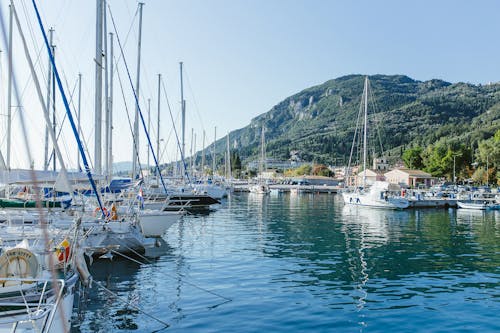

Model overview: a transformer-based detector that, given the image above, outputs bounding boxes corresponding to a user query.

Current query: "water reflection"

[75,193,500,332]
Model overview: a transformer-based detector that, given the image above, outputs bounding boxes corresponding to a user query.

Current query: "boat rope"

[111,246,232,304]
[161,79,192,185]
[110,249,147,266]
[31,0,106,218]
[94,280,170,329]
[108,4,169,193]
[109,239,155,265]
[114,56,145,180]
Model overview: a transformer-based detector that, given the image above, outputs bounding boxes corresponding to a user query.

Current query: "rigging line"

[31,0,106,217]
[108,4,169,192]
[0,3,63,329]
[161,79,192,184]
[94,281,170,329]
[367,80,385,156]
[114,56,144,180]
[110,1,139,74]
[183,66,206,134]
[346,86,364,182]
[46,77,78,169]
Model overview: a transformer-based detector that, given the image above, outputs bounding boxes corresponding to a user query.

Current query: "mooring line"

[110,249,232,304]
[94,280,170,329]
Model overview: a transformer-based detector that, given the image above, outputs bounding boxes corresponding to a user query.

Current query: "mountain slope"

[213,74,500,166]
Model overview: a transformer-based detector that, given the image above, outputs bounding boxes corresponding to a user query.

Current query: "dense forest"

[199,74,500,183]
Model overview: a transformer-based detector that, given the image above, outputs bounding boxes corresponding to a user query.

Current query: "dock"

[233,184,339,194]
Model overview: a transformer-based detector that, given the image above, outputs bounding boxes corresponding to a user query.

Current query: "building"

[348,169,385,187]
[384,168,435,188]
[372,156,389,171]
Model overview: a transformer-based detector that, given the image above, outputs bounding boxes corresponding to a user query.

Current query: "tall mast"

[362,76,368,188]
[132,2,144,179]
[52,38,56,171]
[6,5,12,169]
[201,130,205,177]
[94,0,103,174]
[147,98,151,170]
[156,73,161,186]
[194,132,197,176]
[103,0,109,179]
[180,62,185,179]
[212,126,216,176]
[260,126,265,175]
[226,133,231,179]
[108,32,114,179]
[43,28,54,171]
[190,127,193,176]
[77,73,82,171]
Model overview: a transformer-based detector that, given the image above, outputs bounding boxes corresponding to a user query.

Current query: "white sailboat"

[249,126,270,194]
[342,77,409,209]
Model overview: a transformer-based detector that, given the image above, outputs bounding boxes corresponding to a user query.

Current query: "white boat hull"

[139,210,180,237]
[342,192,409,209]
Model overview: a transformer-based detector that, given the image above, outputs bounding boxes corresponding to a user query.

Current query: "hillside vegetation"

[211,74,499,167]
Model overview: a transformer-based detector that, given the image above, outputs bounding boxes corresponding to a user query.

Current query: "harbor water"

[73,193,500,332]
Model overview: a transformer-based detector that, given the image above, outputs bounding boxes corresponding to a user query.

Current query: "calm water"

[72,193,500,332]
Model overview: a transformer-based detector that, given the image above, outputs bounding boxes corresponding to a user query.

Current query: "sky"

[0,0,499,171]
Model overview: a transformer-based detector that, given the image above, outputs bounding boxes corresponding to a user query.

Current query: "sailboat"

[342,77,409,209]
[249,126,270,194]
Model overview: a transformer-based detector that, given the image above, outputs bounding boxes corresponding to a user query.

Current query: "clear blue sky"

[1,0,499,169]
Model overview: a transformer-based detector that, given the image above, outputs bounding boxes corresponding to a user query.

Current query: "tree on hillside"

[475,129,500,184]
[422,142,470,181]
[312,164,333,177]
[402,146,424,169]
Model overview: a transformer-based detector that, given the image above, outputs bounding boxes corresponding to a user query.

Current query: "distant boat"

[457,200,500,210]
[249,125,270,195]
[249,184,271,195]
[342,77,409,210]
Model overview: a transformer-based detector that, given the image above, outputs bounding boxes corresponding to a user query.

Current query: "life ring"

[94,207,109,218]
[0,248,40,286]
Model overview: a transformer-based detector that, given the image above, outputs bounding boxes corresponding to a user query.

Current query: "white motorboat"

[457,200,500,210]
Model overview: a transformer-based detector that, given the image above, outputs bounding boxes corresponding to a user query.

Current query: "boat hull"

[139,210,180,237]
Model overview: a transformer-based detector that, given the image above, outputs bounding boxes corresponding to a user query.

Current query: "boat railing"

[0,277,65,332]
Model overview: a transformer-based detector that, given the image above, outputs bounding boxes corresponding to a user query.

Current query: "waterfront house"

[351,169,385,186]
[384,168,435,188]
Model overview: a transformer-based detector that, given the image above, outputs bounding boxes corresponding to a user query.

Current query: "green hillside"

[212,74,500,167]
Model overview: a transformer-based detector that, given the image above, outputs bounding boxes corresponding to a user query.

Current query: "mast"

[94,0,103,174]
[6,5,12,169]
[132,2,144,179]
[212,126,216,176]
[156,73,161,186]
[77,73,82,171]
[147,98,151,170]
[103,0,109,179]
[190,128,193,176]
[43,28,54,171]
[51,37,56,171]
[260,126,265,175]
[180,62,185,179]
[362,76,368,188]
[193,132,197,177]
[226,133,231,179]
[201,130,205,177]
[108,32,114,179]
